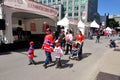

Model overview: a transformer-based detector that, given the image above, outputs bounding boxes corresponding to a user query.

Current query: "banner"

[4,0,58,20]
[82,11,86,20]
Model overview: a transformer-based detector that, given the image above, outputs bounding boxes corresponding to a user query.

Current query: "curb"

[87,49,114,80]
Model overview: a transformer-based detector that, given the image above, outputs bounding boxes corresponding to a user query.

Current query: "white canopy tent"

[57,15,69,27]
[57,15,69,34]
[90,20,99,28]
[105,27,112,32]
[77,20,85,34]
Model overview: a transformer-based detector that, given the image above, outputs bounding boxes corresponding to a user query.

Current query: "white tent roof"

[106,27,112,31]
[77,20,85,28]
[90,20,99,28]
[77,20,85,34]
[57,16,69,27]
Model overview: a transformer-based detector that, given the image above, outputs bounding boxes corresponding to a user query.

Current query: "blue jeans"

[71,50,78,57]
[45,51,52,65]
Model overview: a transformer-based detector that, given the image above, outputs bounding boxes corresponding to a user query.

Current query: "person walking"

[96,33,100,43]
[53,40,64,69]
[58,30,66,50]
[75,30,84,61]
[27,41,36,65]
[42,28,54,68]
[65,30,73,55]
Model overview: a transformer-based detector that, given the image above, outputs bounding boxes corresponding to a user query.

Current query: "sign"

[82,11,86,20]
[4,0,58,20]
[69,19,78,25]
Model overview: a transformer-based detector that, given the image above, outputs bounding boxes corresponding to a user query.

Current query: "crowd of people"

[27,27,85,69]
[27,26,119,69]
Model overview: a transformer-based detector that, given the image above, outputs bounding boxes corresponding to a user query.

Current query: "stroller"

[69,41,79,60]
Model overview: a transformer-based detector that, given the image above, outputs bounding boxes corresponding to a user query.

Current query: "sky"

[98,0,120,15]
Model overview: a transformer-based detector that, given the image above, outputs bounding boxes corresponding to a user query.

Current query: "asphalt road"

[0,36,117,80]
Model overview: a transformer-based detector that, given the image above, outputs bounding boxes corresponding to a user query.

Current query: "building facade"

[109,15,120,26]
[0,0,58,44]
[34,0,99,23]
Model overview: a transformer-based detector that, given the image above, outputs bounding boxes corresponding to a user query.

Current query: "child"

[27,41,36,65]
[53,40,64,68]
[69,41,78,59]
[109,39,116,48]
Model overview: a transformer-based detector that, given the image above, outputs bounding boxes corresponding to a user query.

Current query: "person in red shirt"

[75,30,84,61]
[42,28,54,68]
[27,41,36,65]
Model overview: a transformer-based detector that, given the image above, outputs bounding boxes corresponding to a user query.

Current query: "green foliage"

[107,18,120,28]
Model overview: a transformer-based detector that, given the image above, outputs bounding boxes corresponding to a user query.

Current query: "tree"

[107,18,120,28]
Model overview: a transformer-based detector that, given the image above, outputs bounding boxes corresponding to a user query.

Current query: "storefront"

[1,0,58,44]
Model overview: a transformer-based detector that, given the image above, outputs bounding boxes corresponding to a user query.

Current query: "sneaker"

[33,62,36,65]
[28,63,32,65]
[49,61,53,64]
[43,64,47,69]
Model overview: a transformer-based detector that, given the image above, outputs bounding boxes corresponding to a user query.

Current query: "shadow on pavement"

[62,63,73,68]
[35,61,45,65]
[13,48,28,53]
[82,53,92,59]
[0,52,12,55]
[61,59,73,68]
[47,61,56,68]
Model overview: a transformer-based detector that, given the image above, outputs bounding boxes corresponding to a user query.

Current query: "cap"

[29,41,34,45]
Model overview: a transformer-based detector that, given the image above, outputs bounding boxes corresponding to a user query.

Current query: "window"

[68,13,72,16]
[68,6,72,11]
[74,12,78,16]
[74,6,78,11]
[74,0,79,5]
[43,0,46,3]
[63,1,66,10]
[48,0,51,3]
[81,5,85,11]
[64,8,66,11]
[68,1,72,6]
[81,0,86,4]
[63,1,66,6]
[53,0,56,4]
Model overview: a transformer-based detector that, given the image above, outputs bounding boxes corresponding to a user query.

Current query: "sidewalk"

[91,44,120,80]
[0,36,120,80]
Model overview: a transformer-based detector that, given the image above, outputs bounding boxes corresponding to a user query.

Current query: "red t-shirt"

[76,34,84,42]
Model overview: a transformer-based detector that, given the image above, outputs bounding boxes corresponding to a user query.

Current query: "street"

[0,36,116,80]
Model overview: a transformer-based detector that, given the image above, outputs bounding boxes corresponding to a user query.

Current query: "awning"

[57,16,69,27]
[77,20,85,34]
[90,20,99,28]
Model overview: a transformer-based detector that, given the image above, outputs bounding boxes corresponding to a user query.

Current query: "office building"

[35,0,99,23]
